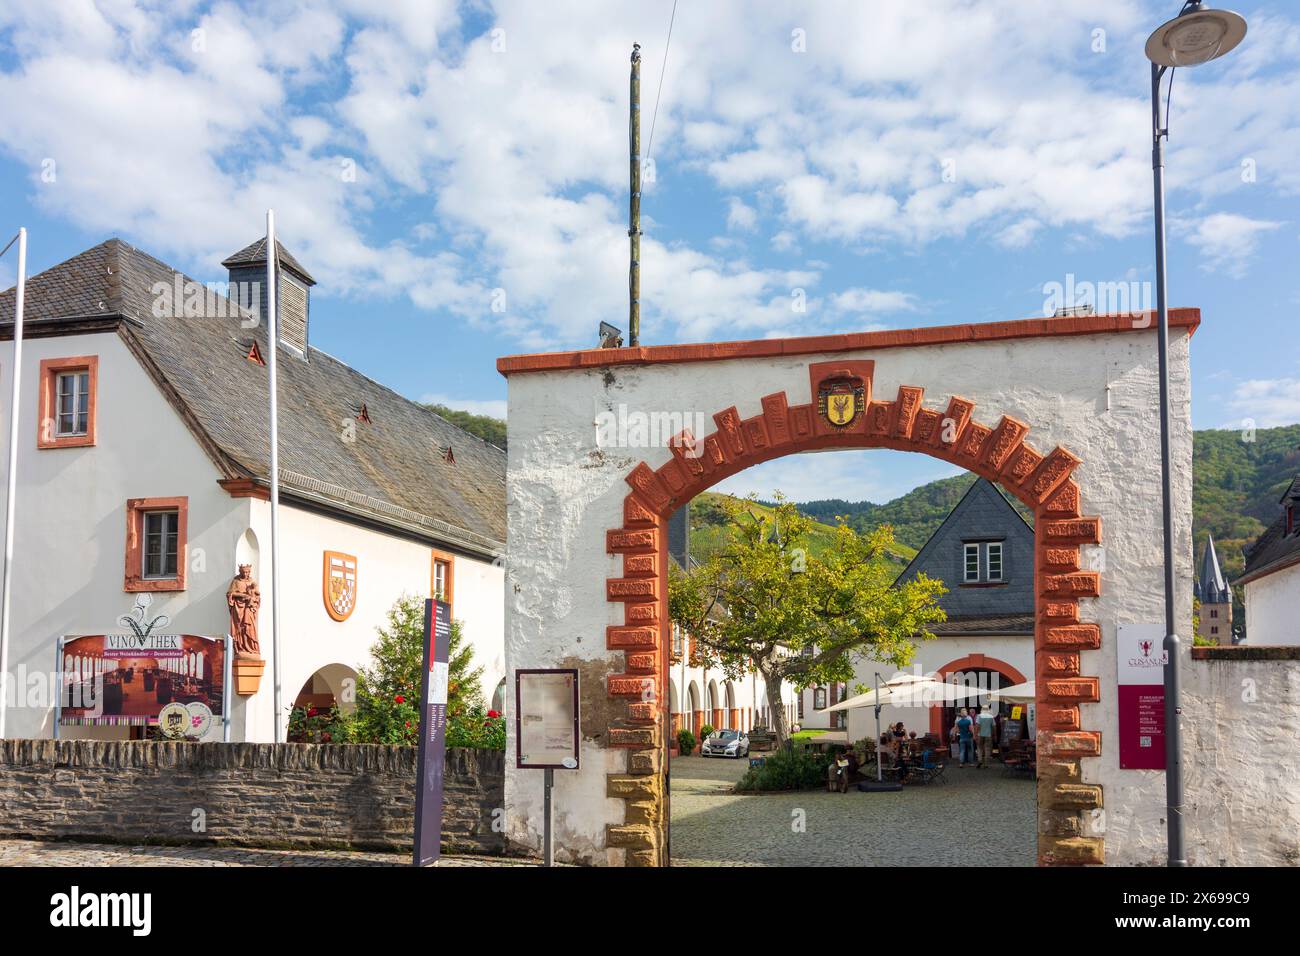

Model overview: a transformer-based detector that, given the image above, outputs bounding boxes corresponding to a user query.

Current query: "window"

[964,543,980,582]
[986,542,1003,582]
[124,497,188,591]
[814,687,827,710]
[38,356,99,449]
[142,510,179,578]
[430,549,455,612]
[672,625,684,660]
[1211,626,1219,635]
[1210,608,1218,619]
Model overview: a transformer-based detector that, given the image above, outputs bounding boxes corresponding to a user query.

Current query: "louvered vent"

[279,274,308,353]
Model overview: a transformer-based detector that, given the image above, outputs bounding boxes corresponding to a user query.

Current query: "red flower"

[321,732,332,742]
[394,695,405,704]
[405,721,412,729]
[307,707,319,717]
[487,710,501,719]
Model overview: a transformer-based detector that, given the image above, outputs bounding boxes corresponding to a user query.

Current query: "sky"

[1,0,1297,504]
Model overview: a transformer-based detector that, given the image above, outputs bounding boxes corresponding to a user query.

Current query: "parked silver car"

[700,728,749,758]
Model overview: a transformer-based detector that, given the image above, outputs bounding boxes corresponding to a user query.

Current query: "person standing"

[975,706,996,768]
[954,708,975,767]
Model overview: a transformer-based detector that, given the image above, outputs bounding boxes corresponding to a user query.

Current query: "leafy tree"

[426,403,507,450]
[352,594,485,745]
[668,494,947,744]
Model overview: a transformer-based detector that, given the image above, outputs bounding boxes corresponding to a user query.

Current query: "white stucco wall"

[0,331,505,743]
[241,500,505,741]
[503,326,1194,866]
[0,332,249,740]
[1183,655,1300,865]
[1244,565,1300,646]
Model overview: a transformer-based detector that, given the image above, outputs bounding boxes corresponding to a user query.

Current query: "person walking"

[975,706,996,768]
[953,708,975,767]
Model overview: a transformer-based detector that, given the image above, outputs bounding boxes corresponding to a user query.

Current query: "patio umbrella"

[990,680,1036,703]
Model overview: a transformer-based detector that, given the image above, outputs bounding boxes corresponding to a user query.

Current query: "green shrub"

[446,707,507,749]
[288,704,355,744]
[699,724,715,741]
[677,728,696,755]
[734,745,832,792]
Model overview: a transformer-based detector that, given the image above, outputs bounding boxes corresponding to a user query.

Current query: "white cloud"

[1185,213,1284,279]
[1,0,1297,350]
[1228,378,1300,428]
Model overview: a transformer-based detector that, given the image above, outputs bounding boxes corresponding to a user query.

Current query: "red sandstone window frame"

[124,496,188,592]
[431,549,455,613]
[37,355,99,449]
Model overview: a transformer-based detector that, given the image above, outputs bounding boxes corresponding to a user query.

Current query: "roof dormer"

[222,238,316,357]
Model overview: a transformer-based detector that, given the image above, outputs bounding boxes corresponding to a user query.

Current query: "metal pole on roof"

[266,211,284,743]
[0,227,26,739]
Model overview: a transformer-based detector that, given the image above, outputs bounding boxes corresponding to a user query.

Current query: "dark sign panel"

[413,599,451,867]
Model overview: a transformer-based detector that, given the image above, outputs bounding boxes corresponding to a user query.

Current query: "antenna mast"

[628,42,641,347]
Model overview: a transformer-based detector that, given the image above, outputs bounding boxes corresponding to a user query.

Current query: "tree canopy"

[668,494,947,741]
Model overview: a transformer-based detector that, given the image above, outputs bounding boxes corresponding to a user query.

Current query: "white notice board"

[515,669,580,770]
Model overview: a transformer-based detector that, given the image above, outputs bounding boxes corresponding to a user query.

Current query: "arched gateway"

[498,309,1198,866]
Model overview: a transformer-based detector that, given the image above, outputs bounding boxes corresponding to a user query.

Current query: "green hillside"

[795,474,1031,552]
[687,492,917,570]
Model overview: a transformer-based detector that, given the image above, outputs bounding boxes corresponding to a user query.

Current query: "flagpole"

[0,227,27,739]
[265,211,283,743]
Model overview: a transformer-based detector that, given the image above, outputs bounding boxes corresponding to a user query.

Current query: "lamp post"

[1143,1,1246,867]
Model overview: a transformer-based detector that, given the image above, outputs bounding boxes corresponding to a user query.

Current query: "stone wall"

[1184,646,1300,866]
[0,740,506,856]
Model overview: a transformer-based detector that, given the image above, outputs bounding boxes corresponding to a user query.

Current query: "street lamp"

[1144,1,1246,868]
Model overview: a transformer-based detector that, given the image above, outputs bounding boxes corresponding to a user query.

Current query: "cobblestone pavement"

[668,754,1036,866]
[0,840,541,867]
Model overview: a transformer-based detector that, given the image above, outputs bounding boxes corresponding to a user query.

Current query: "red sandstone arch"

[604,362,1104,867]
[926,654,1031,737]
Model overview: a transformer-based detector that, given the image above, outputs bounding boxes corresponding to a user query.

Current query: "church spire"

[1195,534,1230,604]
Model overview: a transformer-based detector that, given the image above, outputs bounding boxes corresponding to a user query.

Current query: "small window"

[142,510,180,579]
[1210,608,1218,619]
[1211,626,1218,635]
[56,371,91,436]
[814,687,827,710]
[431,550,455,612]
[124,496,187,592]
[38,355,99,449]
[964,543,980,582]
[672,625,684,658]
[986,542,1003,582]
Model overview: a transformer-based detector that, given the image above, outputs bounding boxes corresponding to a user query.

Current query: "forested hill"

[793,425,1300,581]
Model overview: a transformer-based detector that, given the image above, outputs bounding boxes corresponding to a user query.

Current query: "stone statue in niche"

[227,564,261,658]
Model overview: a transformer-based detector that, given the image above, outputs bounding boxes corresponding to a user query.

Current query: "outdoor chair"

[912,749,947,785]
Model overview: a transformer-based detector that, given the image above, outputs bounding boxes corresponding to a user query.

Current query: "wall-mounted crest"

[323,551,358,622]
[817,377,866,428]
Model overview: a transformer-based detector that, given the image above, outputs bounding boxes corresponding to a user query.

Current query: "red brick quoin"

[605,361,1104,867]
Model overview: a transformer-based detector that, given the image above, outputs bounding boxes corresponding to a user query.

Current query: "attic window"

[356,403,371,425]
[443,445,455,465]
[245,340,265,366]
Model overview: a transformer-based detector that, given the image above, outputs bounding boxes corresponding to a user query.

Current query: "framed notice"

[515,669,580,770]
[1117,622,1167,770]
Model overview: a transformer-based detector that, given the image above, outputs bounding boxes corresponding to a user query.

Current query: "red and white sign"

[1117,623,1166,770]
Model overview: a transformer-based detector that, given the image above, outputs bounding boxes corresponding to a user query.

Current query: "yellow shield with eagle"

[323,551,358,622]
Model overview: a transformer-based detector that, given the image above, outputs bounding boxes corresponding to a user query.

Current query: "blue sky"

[1,1,1297,503]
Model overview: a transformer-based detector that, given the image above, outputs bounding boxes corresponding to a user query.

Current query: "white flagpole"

[0,227,27,739]
[265,211,283,743]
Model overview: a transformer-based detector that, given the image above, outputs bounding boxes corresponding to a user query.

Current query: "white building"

[0,238,506,742]
[663,507,797,748]
[828,479,1037,747]
[1239,476,1300,646]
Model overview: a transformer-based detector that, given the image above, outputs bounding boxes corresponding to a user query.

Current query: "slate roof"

[0,238,505,556]
[1194,534,1230,604]
[927,614,1034,636]
[1238,494,1300,587]
[221,238,316,285]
